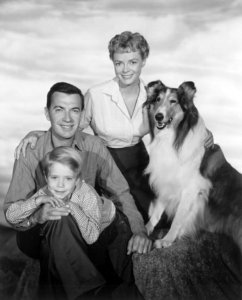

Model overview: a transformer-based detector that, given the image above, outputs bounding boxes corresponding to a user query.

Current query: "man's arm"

[94,139,145,233]
[90,138,152,253]
[4,154,37,225]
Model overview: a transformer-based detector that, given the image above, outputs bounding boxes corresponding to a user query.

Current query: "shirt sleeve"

[69,183,102,244]
[5,189,45,226]
[92,139,146,235]
[4,152,39,230]
[79,90,93,130]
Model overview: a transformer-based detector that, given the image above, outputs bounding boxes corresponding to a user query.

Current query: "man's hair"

[46,82,84,110]
[108,31,150,61]
[42,146,83,177]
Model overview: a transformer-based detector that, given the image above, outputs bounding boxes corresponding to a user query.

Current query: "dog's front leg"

[154,191,203,248]
[146,200,165,235]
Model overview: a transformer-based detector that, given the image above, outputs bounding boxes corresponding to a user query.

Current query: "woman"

[80,31,153,221]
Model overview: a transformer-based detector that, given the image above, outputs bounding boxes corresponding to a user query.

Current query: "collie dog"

[144,80,242,251]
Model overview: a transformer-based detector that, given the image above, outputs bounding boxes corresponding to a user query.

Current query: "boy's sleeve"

[69,183,102,244]
[5,189,45,226]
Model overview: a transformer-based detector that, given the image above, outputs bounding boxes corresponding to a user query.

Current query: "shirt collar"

[101,77,120,102]
[44,128,84,154]
[101,77,147,107]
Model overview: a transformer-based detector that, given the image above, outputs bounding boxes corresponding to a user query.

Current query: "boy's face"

[46,162,79,200]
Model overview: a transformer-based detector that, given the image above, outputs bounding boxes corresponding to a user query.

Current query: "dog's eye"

[170,100,177,104]
[156,97,161,102]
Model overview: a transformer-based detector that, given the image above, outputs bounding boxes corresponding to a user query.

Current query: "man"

[4,82,151,299]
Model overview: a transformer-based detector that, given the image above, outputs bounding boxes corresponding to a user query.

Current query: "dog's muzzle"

[155,113,173,130]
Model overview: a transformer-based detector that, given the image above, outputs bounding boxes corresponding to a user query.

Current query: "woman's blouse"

[80,77,149,148]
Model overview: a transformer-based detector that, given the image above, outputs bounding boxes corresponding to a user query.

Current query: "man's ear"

[45,107,50,121]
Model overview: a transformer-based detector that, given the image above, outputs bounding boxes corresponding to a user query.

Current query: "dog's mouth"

[156,117,173,130]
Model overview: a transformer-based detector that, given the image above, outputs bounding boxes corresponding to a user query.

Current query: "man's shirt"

[4,129,145,234]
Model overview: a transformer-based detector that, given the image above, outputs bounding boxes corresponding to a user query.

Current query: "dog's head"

[144,80,199,148]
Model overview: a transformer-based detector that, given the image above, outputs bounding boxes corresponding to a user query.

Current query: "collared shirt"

[6,180,116,244]
[80,78,150,148]
[4,129,145,234]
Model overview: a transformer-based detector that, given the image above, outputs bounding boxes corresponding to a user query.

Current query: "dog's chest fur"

[146,117,211,218]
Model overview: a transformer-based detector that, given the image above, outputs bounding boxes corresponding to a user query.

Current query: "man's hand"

[14,131,44,159]
[34,203,71,224]
[127,232,152,255]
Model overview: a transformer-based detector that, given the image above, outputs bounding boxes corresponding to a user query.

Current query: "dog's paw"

[145,221,154,235]
[153,238,173,249]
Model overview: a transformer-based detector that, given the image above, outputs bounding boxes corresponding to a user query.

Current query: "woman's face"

[112,50,146,88]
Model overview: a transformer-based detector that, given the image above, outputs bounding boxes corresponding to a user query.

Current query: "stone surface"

[133,231,242,300]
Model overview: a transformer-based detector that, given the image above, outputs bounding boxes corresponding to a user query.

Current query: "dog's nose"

[155,113,164,121]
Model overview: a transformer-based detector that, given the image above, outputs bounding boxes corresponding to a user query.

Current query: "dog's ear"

[145,80,165,103]
[178,81,197,109]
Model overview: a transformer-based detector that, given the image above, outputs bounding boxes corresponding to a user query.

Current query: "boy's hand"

[34,203,71,224]
[35,195,65,208]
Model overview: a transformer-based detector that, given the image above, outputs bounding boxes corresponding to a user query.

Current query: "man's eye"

[66,177,73,181]
[115,62,121,66]
[73,109,80,113]
[50,176,57,180]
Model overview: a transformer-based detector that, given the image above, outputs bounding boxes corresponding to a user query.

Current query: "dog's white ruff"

[146,117,212,247]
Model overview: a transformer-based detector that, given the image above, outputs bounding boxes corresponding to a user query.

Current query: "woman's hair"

[42,146,83,177]
[108,31,150,61]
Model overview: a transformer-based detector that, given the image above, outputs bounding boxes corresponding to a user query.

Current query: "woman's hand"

[204,129,214,148]
[127,232,152,255]
[14,131,44,159]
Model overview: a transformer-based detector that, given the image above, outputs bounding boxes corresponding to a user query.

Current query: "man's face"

[45,92,82,143]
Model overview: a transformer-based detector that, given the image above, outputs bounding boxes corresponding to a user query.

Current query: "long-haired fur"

[144,80,242,252]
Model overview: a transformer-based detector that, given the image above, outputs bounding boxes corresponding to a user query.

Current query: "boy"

[6,146,116,245]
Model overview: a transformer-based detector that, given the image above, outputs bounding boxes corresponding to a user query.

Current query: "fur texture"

[144,80,242,251]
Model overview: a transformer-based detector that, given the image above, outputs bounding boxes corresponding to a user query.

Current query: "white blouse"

[80,78,150,148]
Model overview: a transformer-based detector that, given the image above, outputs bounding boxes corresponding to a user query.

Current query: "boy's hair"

[108,31,150,61]
[46,82,84,110]
[42,146,83,177]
